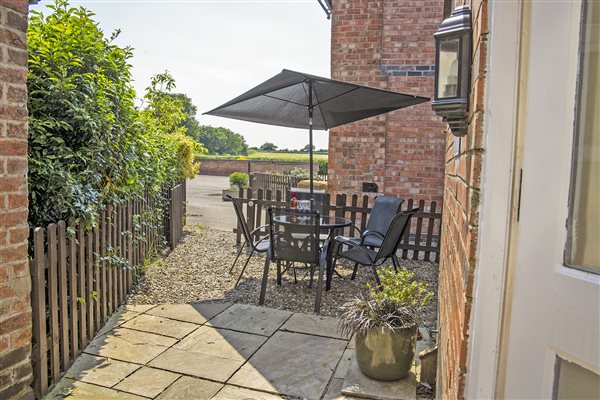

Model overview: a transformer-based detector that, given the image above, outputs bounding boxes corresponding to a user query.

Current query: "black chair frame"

[227,195,270,288]
[331,208,418,287]
[259,207,329,314]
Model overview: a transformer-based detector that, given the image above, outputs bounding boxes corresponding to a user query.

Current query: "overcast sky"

[30,0,332,150]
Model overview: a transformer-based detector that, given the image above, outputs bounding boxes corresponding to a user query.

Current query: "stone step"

[340,354,417,400]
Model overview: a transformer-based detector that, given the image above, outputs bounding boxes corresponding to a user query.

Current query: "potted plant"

[223,172,249,200]
[339,267,432,381]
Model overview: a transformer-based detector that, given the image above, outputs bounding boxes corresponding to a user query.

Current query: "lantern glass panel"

[437,38,460,99]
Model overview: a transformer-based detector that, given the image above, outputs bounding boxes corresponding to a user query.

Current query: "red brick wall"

[197,159,318,176]
[0,1,33,399]
[328,0,446,207]
[437,1,488,398]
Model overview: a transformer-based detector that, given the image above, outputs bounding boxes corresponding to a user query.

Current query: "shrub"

[27,0,140,227]
[27,1,204,229]
[229,172,249,189]
[339,267,432,335]
[318,160,328,175]
[287,168,311,180]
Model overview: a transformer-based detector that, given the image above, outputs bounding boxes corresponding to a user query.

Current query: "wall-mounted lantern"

[432,5,472,136]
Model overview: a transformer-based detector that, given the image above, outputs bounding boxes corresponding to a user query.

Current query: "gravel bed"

[128,227,439,333]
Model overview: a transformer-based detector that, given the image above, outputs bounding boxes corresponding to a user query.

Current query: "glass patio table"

[272,214,352,289]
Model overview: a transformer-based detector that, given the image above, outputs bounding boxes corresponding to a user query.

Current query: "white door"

[501,1,600,398]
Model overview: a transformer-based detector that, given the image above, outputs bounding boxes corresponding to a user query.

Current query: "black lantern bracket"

[432,5,472,137]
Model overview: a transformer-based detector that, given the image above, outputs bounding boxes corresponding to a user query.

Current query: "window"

[553,357,600,399]
[566,0,599,273]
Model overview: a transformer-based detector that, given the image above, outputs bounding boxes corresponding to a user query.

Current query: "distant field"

[198,151,328,162]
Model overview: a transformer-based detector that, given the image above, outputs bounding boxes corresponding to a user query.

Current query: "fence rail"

[234,188,441,262]
[251,172,328,198]
[30,182,186,398]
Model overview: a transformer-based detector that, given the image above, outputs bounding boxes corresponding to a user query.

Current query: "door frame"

[464,1,523,397]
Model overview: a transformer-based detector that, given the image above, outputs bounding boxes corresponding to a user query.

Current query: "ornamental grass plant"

[339,267,432,337]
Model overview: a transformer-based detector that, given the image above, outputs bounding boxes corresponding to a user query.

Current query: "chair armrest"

[360,229,385,245]
[249,224,269,236]
[333,236,375,263]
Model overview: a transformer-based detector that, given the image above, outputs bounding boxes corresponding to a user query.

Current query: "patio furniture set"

[228,194,418,314]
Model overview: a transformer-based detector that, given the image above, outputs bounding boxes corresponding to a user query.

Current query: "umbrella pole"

[308,81,314,203]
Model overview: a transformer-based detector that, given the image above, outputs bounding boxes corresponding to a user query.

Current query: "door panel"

[502,1,600,398]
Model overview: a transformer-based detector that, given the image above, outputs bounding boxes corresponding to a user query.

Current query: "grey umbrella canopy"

[204,69,429,196]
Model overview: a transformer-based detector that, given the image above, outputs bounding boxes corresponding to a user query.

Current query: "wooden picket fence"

[168,180,186,249]
[30,182,186,398]
[251,172,328,198]
[234,188,442,262]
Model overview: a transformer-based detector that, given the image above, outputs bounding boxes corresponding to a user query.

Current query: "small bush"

[229,172,249,189]
[287,168,311,180]
[318,160,328,175]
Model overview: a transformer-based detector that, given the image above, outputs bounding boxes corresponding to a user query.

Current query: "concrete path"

[45,303,423,400]
[186,175,237,231]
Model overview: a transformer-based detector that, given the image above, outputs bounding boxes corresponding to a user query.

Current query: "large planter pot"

[355,325,417,381]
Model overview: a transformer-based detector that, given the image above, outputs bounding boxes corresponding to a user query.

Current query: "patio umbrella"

[204,69,429,197]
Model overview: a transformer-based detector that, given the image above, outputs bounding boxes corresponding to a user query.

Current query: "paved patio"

[45,303,426,400]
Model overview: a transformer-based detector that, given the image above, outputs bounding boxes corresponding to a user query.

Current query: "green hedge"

[27,0,201,228]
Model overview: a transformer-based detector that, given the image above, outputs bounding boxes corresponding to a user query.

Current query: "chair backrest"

[366,196,404,234]
[227,195,254,246]
[374,208,418,263]
[267,207,321,264]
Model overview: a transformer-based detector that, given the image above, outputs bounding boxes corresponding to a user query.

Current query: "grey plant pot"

[355,325,417,381]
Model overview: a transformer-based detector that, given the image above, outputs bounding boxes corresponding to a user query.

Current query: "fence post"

[31,228,48,398]
[57,221,69,371]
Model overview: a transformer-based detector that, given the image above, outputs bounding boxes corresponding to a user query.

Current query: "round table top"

[273,214,352,229]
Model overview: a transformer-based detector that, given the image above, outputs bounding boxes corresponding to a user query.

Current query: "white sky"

[30,0,332,150]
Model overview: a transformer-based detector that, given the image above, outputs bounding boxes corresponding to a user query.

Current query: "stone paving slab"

[229,331,348,400]
[97,308,141,337]
[114,367,180,398]
[341,355,416,400]
[156,376,223,400]
[150,347,242,382]
[281,313,349,340]
[85,327,176,364]
[175,325,267,362]
[323,378,351,400]
[213,385,284,399]
[121,313,199,339]
[44,378,146,399]
[334,349,355,379]
[64,353,140,388]
[147,302,232,325]
[123,304,157,313]
[208,304,292,336]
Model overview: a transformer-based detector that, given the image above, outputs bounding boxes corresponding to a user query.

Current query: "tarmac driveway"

[186,175,236,231]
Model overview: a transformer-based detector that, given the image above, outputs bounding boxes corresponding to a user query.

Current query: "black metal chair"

[227,195,270,288]
[336,196,404,279]
[259,207,329,314]
[331,208,418,286]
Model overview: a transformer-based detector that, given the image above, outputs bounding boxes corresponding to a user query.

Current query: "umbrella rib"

[315,86,361,107]
[263,94,307,107]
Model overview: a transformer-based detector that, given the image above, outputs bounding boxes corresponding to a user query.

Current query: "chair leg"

[392,254,399,271]
[259,250,272,306]
[315,247,328,314]
[276,261,282,285]
[230,241,246,274]
[351,263,359,280]
[234,248,254,288]
[371,263,381,286]
[309,265,315,288]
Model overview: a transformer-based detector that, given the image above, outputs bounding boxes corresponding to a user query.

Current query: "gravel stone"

[128,227,439,333]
